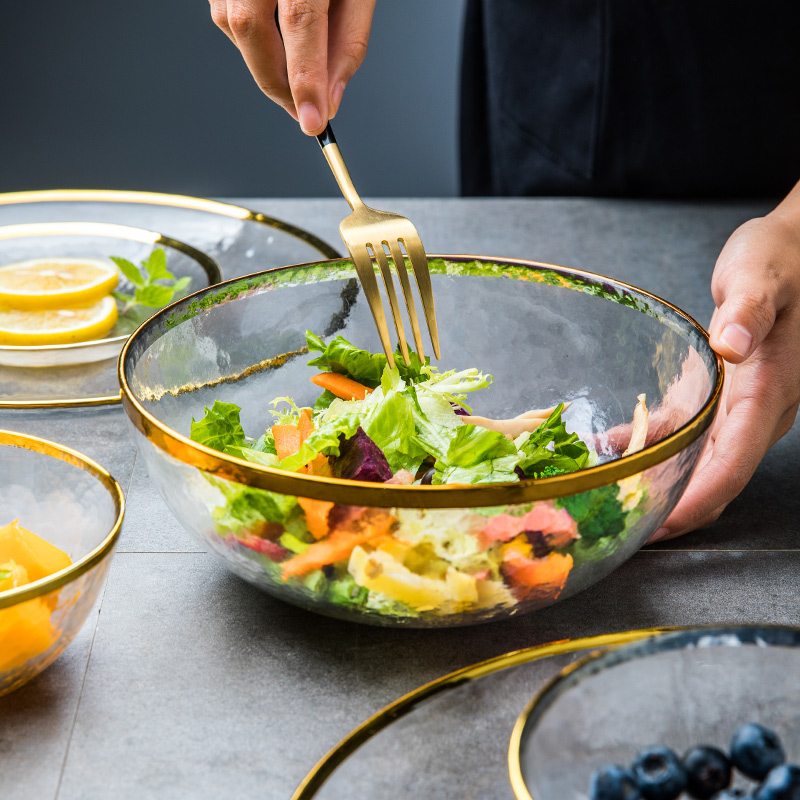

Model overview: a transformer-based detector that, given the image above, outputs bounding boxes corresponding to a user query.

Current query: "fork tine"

[348,243,395,369]
[401,236,441,360]
[372,242,410,366]
[388,240,425,363]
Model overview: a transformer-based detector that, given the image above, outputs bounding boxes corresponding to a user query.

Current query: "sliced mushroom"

[460,403,568,440]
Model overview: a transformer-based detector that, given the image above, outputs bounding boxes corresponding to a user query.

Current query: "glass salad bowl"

[0,430,124,696]
[510,625,800,800]
[119,256,723,628]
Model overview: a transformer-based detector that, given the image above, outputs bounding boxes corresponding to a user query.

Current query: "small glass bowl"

[0,430,124,696]
[120,255,723,628]
[510,625,800,800]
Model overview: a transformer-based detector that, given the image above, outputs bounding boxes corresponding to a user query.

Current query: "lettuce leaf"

[190,401,246,451]
[516,404,590,478]
[211,480,299,536]
[432,424,519,484]
[306,331,426,387]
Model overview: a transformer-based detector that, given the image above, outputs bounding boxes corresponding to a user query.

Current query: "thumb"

[708,238,780,365]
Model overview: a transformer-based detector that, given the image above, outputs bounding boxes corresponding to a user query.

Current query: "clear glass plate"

[0,191,340,408]
[290,630,668,800]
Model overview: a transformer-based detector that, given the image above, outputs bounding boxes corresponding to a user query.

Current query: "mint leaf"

[0,568,11,582]
[110,256,145,288]
[110,248,193,329]
[134,283,177,308]
[142,248,173,281]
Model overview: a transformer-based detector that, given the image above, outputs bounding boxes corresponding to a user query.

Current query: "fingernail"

[649,527,670,544]
[298,102,322,134]
[331,81,346,116]
[719,323,753,357]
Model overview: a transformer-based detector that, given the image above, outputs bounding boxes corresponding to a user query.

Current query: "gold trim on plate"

[0,429,125,608]
[290,627,674,800]
[118,255,724,509]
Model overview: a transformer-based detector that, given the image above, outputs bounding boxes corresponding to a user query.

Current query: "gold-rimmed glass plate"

[0,190,340,408]
[290,629,669,799]
[0,190,340,276]
[0,222,220,407]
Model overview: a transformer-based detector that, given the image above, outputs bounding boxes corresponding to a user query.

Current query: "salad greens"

[191,330,589,485]
[188,330,644,621]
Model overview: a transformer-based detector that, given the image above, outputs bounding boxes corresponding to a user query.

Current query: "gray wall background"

[0,0,466,198]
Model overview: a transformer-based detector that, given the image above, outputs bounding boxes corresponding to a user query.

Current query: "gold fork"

[317,123,441,368]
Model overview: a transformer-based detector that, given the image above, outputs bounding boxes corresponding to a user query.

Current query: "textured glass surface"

[0,440,120,696]
[0,196,338,276]
[124,257,719,627]
[518,627,800,800]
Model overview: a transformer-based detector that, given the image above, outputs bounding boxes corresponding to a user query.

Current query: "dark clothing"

[460,0,800,198]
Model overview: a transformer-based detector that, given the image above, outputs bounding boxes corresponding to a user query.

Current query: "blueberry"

[754,764,800,800]
[683,745,732,799]
[590,765,642,800]
[730,724,786,781]
[713,791,752,799]
[631,747,688,800]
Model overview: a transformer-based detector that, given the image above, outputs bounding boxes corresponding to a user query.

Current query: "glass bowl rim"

[118,254,725,509]
[508,624,800,800]
[0,220,222,355]
[0,428,125,609]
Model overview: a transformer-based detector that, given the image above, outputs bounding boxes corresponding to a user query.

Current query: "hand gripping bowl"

[0,431,124,695]
[119,256,722,628]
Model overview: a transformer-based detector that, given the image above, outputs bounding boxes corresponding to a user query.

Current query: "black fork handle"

[316,123,336,149]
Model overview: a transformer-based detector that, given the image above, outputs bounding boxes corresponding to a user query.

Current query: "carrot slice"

[298,496,335,540]
[281,510,395,580]
[272,424,303,462]
[298,408,315,442]
[310,372,372,401]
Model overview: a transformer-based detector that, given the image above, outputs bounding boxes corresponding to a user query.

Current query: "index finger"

[226,0,296,116]
[278,0,331,134]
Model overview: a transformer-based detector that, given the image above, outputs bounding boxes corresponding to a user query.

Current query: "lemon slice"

[0,296,118,345]
[0,258,119,310]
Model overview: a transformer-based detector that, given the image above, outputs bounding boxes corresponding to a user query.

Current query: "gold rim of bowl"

[0,429,125,608]
[119,255,725,509]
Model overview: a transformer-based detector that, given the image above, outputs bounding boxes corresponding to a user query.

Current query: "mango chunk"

[0,560,30,592]
[0,597,58,671]
[0,520,71,583]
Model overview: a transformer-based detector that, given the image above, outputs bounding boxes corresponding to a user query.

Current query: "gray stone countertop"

[1,198,798,799]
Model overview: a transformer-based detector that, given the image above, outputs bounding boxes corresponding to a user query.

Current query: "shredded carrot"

[298,408,315,442]
[298,496,335,540]
[310,372,372,401]
[272,424,303,462]
[281,510,395,580]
